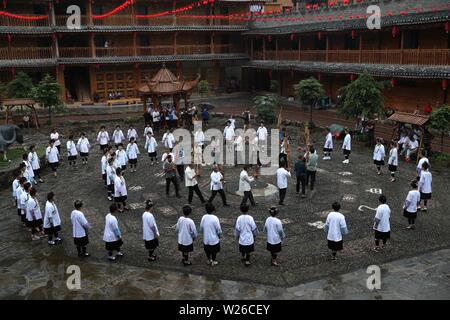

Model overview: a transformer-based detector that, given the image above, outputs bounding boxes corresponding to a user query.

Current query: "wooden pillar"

[275,37,278,60]
[325,35,329,62]
[209,3,213,25]
[89,33,96,57]
[400,30,404,64]
[56,67,66,102]
[86,0,93,26]
[210,33,214,54]
[133,32,137,56]
[298,37,301,60]
[250,37,254,58]
[359,32,363,63]
[174,32,177,55]
[173,1,176,25]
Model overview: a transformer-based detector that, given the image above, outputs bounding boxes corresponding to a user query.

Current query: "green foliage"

[293,77,325,107]
[0,81,7,109]
[429,105,450,152]
[431,152,450,168]
[338,71,384,120]
[198,80,209,101]
[269,80,280,93]
[7,72,33,98]
[31,73,62,125]
[253,94,277,124]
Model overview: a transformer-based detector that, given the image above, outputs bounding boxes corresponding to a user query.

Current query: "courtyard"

[0,112,449,299]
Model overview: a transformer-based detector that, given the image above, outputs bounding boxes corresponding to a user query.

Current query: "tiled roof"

[245,0,450,35]
[245,60,450,79]
[387,112,430,126]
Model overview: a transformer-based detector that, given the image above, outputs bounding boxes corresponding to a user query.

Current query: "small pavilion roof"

[387,112,430,126]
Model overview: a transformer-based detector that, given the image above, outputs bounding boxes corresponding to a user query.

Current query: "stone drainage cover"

[233,180,279,197]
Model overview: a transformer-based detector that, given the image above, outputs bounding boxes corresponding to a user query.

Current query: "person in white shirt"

[264,206,285,267]
[71,200,91,257]
[144,124,153,138]
[103,204,124,261]
[66,135,78,167]
[228,115,236,130]
[342,128,352,164]
[46,139,60,177]
[193,144,203,176]
[235,204,258,266]
[416,155,430,179]
[239,165,256,207]
[126,137,140,173]
[175,145,186,180]
[26,188,44,241]
[373,138,385,175]
[388,141,398,182]
[106,156,117,201]
[113,168,129,212]
[324,202,348,261]
[101,147,109,187]
[403,180,421,230]
[401,135,418,162]
[50,128,61,154]
[142,200,160,262]
[15,177,26,224]
[257,122,268,153]
[208,165,229,207]
[127,125,138,142]
[323,128,333,160]
[418,161,432,211]
[200,203,223,266]
[77,132,91,165]
[22,153,35,185]
[234,134,244,166]
[194,127,205,150]
[185,164,206,204]
[20,182,31,226]
[112,125,125,148]
[210,136,221,165]
[11,171,22,207]
[28,145,44,183]
[223,121,235,162]
[152,109,161,133]
[162,128,175,152]
[97,126,110,151]
[43,192,62,246]
[145,132,158,165]
[115,143,128,172]
[176,205,198,266]
[276,162,291,206]
[373,195,391,252]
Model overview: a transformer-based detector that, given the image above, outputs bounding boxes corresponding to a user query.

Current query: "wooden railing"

[253,49,450,66]
[0,47,53,60]
[59,47,92,58]
[176,45,211,55]
[138,46,174,56]
[95,47,135,57]
[0,16,50,27]
[55,15,89,26]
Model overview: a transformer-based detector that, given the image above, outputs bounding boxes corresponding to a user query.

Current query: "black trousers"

[296,174,306,195]
[279,188,287,204]
[188,185,205,204]
[241,191,256,206]
[306,170,316,191]
[209,189,227,205]
[176,164,185,179]
[166,177,180,196]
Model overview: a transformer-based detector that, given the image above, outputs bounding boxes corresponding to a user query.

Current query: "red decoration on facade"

[93,0,134,20]
[391,78,397,87]
[351,30,356,40]
[445,22,450,34]
[350,74,356,82]
[392,26,399,38]
[0,10,48,20]
[442,79,449,91]
[11,68,16,77]
[7,33,11,43]
[318,31,322,40]
[290,33,295,41]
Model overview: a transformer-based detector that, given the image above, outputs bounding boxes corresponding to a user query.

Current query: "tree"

[270,80,279,93]
[7,72,33,98]
[0,81,7,109]
[31,74,62,125]
[253,94,277,125]
[198,80,209,102]
[293,77,324,126]
[430,105,450,152]
[339,71,384,120]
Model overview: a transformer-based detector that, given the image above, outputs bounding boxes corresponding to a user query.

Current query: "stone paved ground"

[1,115,450,295]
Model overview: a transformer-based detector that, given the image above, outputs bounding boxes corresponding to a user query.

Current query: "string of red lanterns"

[92,0,134,20]
[136,0,215,19]
[0,10,48,20]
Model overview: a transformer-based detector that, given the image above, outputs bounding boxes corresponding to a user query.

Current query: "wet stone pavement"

[1,117,450,299]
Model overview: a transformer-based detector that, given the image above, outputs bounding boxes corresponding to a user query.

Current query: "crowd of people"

[9,109,433,267]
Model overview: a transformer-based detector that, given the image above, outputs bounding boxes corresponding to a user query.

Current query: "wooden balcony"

[0,47,53,60]
[0,16,51,27]
[59,47,92,58]
[253,49,450,66]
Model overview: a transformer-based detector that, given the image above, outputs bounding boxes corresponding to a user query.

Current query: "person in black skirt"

[103,204,124,261]
[373,195,391,252]
[263,206,285,267]
[235,204,258,266]
[176,205,197,266]
[324,202,348,261]
[403,180,421,230]
[142,199,160,262]
[199,202,223,266]
[70,200,91,257]
[26,188,44,241]
[373,138,386,175]
[44,192,62,246]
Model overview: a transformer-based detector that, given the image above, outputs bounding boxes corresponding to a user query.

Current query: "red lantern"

[95,64,101,70]
[290,33,295,41]
[391,78,397,87]
[317,31,322,40]
[134,63,140,69]
[350,74,356,82]
[392,26,399,38]
[268,70,272,79]
[59,64,65,71]
[11,67,16,77]
[351,30,356,40]
[268,35,272,42]
[445,22,450,34]
[7,33,11,43]
[442,79,449,91]
[317,73,322,81]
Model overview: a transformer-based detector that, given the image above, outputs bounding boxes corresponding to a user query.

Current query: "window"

[403,31,419,49]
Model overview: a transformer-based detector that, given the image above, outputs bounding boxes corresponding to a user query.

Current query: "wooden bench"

[106,98,140,107]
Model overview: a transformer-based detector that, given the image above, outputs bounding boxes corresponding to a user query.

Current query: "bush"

[254,94,277,125]
[432,153,450,168]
